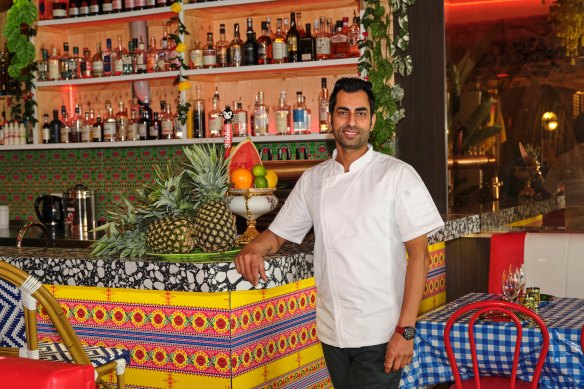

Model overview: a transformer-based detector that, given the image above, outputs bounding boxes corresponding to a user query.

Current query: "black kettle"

[34,194,64,228]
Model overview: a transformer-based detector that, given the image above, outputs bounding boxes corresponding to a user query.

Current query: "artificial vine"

[3,0,38,127]
[170,1,192,126]
[360,0,415,155]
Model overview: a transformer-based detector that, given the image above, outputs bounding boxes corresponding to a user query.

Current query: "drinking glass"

[502,266,521,303]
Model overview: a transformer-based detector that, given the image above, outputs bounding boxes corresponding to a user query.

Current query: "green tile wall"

[0,141,332,223]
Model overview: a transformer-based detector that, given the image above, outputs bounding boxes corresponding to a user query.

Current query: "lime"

[252,164,266,177]
[254,176,269,188]
[265,169,278,188]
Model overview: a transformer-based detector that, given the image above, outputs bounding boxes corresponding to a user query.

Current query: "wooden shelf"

[35,71,178,89]
[0,134,333,151]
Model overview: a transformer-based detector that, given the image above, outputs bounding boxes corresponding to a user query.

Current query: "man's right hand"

[234,243,267,286]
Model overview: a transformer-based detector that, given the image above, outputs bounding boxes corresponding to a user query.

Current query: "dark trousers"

[321,342,402,389]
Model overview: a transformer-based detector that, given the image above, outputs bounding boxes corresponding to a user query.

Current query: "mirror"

[445,0,580,206]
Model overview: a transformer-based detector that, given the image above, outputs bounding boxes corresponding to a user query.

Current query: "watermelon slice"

[228,138,263,176]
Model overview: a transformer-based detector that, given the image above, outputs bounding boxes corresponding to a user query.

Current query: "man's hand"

[234,243,267,286]
[384,332,414,372]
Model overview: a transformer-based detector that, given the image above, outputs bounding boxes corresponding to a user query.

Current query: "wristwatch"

[395,325,416,340]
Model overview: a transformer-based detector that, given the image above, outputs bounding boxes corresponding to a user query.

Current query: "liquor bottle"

[292,91,307,134]
[127,0,138,11]
[69,104,82,143]
[299,23,315,62]
[282,17,290,60]
[254,91,269,136]
[145,0,155,9]
[59,42,72,80]
[79,0,89,16]
[303,95,311,132]
[92,43,104,77]
[192,84,205,138]
[233,98,248,136]
[208,93,222,137]
[160,101,174,139]
[103,101,117,142]
[112,0,123,12]
[272,19,287,64]
[102,0,113,13]
[81,112,92,142]
[48,47,60,81]
[127,109,139,141]
[92,114,104,142]
[115,100,129,141]
[189,40,204,69]
[257,21,272,65]
[297,13,306,38]
[70,47,81,79]
[348,14,361,58]
[146,37,158,73]
[37,49,49,81]
[49,109,62,143]
[52,0,67,19]
[113,36,125,76]
[229,23,243,67]
[287,12,300,63]
[149,111,161,139]
[331,20,349,59]
[243,17,258,66]
[60,112,70,143]
[216,24,230,67]
[319,78,330,133]
[315,17,331,60]
[266,16,275,39]
[274,90,291,135]
[69,0,80,17]
[202,32,217,69]
[156,0,166,8]
[122,40,133,75]
[89,0,100,15]
[135,37,147,73]
[139,97,153,140]
[81,47,92,78]
[103,38,113,76]
[41,114,51,144]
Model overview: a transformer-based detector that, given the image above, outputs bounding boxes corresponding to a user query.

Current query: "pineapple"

[146,216,196,254]
[183,144,237,252]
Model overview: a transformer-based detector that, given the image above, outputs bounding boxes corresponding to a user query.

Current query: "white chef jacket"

[269,146,444,348]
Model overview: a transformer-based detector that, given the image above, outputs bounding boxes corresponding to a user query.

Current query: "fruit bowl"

[226,188,278,245]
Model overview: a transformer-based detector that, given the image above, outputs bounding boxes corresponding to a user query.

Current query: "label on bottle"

[138,123,147,138]
[203,49,217,67]
[209,115,222,137]
[273,42,285,61]
[60,126,69,143]
[52,8,67,18]
[319,104,329,122]
[127,122,138,140]
[316,38,331,55]
[124,0,135,9]
[104,122,116,141]
[254,109,268,135]
[92,125,102,141]
[275,110,289,134]
[92,60,103,76]
[145,0,155,6]
[102,2,113,12]
[114,58,123,74]
[69,6,79,16]
[190,49,203,68]
[80,4,89,14]
[161,120,173,138]
[48,60,60,80]
[293,109,306,132]
[287,37,298,52]
[233,111,247,136]
[112,0,122,10]
[42,126,50,142]
[89,4,99,13]
[122,54,133,74]
[81,125,91,142]
[103,54,112,74]
[217,48,229,66]
[230,47,242,66]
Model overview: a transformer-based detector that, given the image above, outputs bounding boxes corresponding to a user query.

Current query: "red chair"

[0,356,94,389]
[488,232,527,294]
[444,300,549,389]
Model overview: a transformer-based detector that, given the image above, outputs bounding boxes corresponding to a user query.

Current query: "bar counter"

[0,196,563,388]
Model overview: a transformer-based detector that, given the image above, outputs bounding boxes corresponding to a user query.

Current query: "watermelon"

[228,138,263,176]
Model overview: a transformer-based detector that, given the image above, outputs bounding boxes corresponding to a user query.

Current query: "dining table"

[399,292,584,388]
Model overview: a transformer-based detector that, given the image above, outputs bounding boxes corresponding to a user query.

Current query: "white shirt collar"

[331,144,374,173]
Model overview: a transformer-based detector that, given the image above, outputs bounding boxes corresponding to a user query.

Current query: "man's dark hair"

[329,77,375,119]
[575,113,584,143]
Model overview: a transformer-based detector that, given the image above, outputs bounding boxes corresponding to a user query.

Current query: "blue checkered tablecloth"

[399,293,584,388]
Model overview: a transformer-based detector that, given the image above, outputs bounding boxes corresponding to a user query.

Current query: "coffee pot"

[64,184,96,238]
[34,194,65,228]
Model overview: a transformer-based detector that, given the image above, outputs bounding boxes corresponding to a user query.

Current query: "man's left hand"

[384,333,414,373]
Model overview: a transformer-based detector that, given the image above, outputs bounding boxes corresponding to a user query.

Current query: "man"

[544,113,584,230]
[234,77,444,388]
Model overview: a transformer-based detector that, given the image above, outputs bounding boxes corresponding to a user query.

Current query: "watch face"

[403,326,416,340]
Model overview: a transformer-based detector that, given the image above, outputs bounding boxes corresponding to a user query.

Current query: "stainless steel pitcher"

[64,184,96,239]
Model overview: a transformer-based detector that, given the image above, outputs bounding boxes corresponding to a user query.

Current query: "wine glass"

[502,265,521,303]
[226,188,278,246]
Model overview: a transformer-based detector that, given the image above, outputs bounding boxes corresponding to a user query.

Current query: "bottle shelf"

[37,7,175,31]
[0,133,333,151]
[183,0,357,18]
[35,71,178,89]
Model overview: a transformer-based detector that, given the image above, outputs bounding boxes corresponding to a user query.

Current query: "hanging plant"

[3,0,38,126]
[360,0,415,155]
[169,1,192,126]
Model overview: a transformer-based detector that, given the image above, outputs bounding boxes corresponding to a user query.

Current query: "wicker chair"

[0,260,129,389]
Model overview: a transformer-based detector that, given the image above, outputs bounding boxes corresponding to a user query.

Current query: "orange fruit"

[265,169,278,188]
[231,168,253,189]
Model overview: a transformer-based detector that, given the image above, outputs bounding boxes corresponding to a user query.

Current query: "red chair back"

[488,232,527,294]
[444,300,549,389]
